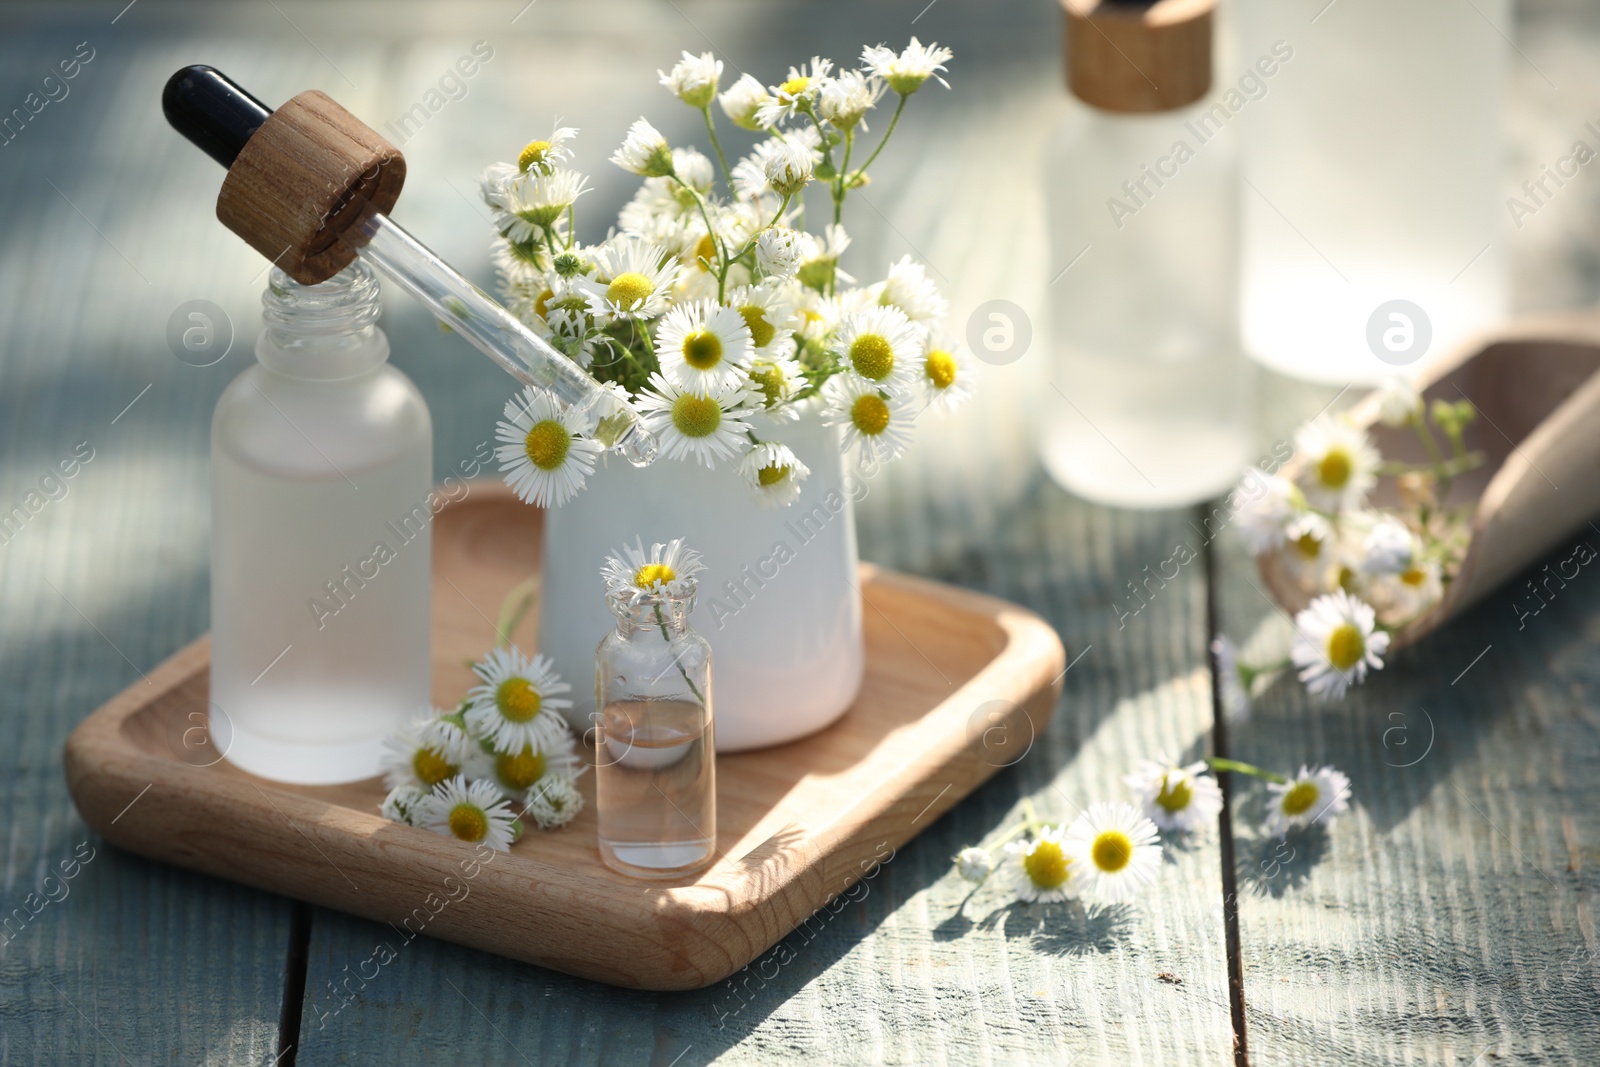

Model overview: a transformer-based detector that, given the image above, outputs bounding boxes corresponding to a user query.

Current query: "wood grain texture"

[1216,384,1600,1066]
[64,486,1066,992]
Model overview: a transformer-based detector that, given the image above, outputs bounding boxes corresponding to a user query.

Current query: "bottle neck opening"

[257,260,388,380]
[608,587,696,638]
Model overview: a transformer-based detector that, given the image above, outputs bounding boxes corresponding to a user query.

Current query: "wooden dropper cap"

[163,66,406,285]
[1061,0,1214,114]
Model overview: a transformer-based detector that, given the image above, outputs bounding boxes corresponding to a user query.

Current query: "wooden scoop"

[1260,313,1600,649]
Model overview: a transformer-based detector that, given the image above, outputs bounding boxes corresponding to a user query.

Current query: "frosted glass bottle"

[1236,0,1508,384]
[210,261,433,784]
[1042,0,1252,508]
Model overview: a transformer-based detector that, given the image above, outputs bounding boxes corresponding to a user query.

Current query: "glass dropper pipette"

[162,65,657,467]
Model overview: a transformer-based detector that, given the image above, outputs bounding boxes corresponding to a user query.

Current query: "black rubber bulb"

[162,65,274,169]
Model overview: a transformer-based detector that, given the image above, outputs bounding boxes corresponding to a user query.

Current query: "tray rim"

[63,515,1064,990]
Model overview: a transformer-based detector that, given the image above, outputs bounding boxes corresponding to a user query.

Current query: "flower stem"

[845,93,907,188]
[700,105,732,191]
[653,601,706,704]
[1205,757,1288,785]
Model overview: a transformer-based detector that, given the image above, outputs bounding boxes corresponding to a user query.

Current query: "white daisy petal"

[955,846,995,884]
[654,299,755,394]
[464,646,574,755]
[1290,589,1390,701]
[610,117,674,177]
[860,37,954,95]
[524,773,585,829]
[739,441,810,508]
[1123,758,1224,833]
[380,709,474,791]
[1265,764,1352,837]
[659,50,722,108]
[1063,802,1163,903]
[413,775,521,851]
[1005,826,1080,903]
[493,387,602,509]
[829,304,922,392]
[634,372,754,468]
[600,536,706,604]
[822,374,917,465]
[1294,415,1381,513]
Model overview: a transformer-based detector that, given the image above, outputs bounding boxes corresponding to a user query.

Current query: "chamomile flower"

[763,139,814,197]
[659,50,722,108]
[874,254,948,324]
[1233,471,1300,556]
[487,168,590,244]
[733,128,822,201]
[1376,376,1423,427]
[861,38,954,95]
[745,353,805,413]
[955,846,995,884]
[1005,827,1079,903]
[824,374,918,465]
[654,300,755,394]
[635,372,754,468]
[1362,517,1417,576]
[601,536,706,603]
[610,117,675,177]
[796,223,854,291]
[739,441,810,507]
[494,387,602,508]
[816,69,882,130]
[524,774,585,829]
[1123,759,1223,833]
[1369,558,1443,626]
[831,304,923,392]
[464,646,574,755]
[917,334,975,414]
[1281,512,1336,588]
[380,710,473,791]
[515,126,578,175]
[1264,765,1351,837]
[379,783,428,826]
[1063,802,1163,903]
[1211,635,1253,724]
[585,236,680,321]
[757,57,833,127]
[720,73,773,131]
[728,284,796,356]
[414,775,520,852]
[466,728,583,804]
[1295,415,1380,513]
[756,226,804,279]
[1290,589,1390,701]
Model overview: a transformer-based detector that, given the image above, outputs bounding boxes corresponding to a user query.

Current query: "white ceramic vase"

[538,405,865,752]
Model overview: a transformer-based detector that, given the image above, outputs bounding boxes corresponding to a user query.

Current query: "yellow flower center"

[1280,779,1320,817]
[1317,448,1352,490]
[851,393,891,436]
[749,363,784,405]
[1022,839,1070,889]
[533,287,554,319]
[1091,830,1134,873]
[693,233,717,271]
[849,333,895,381]
[671,392,722,438]
[1155,774,1193,814]
[779,75,810,97]
[740,306,776,348]
[757,464,790,487]
[495,677,542,723]
[634,562,676,587]
[607,271,655,308]
[448,804,489,843]
[496,746,547,791]
[411,746,456,787]
[681,329,724,370]
[518,139,551,172]
[523,419,571,471]
[1293,532,1322,560]
[1400,567,1426,587]
[925,349,957,390]
[1325,622,1365,671]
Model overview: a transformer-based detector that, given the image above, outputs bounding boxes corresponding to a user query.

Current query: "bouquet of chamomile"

[477,40,975,511]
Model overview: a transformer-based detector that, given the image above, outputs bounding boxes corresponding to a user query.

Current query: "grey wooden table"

[2,1,1598,1064]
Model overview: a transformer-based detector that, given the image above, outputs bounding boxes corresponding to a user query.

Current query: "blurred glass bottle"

[1236,0,1508,383]
[1042,0,1253,508]
[211,261,433,784]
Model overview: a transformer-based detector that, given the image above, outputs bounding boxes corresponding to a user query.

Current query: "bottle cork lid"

[1062,0,1214,114]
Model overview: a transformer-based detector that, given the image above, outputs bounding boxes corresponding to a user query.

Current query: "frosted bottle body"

[211,263,433,784]
[1237,0,1508,383]
[1042,100,1252,508]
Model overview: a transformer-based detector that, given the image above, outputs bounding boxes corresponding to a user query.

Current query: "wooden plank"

[1213,376,1600,1065]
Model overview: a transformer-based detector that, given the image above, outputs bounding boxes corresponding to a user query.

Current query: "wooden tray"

[63,485,1065,991]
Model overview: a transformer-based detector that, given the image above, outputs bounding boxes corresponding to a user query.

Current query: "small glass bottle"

[1041,0,1253,508]
[594,580,716,879]
[210,261,433,784]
